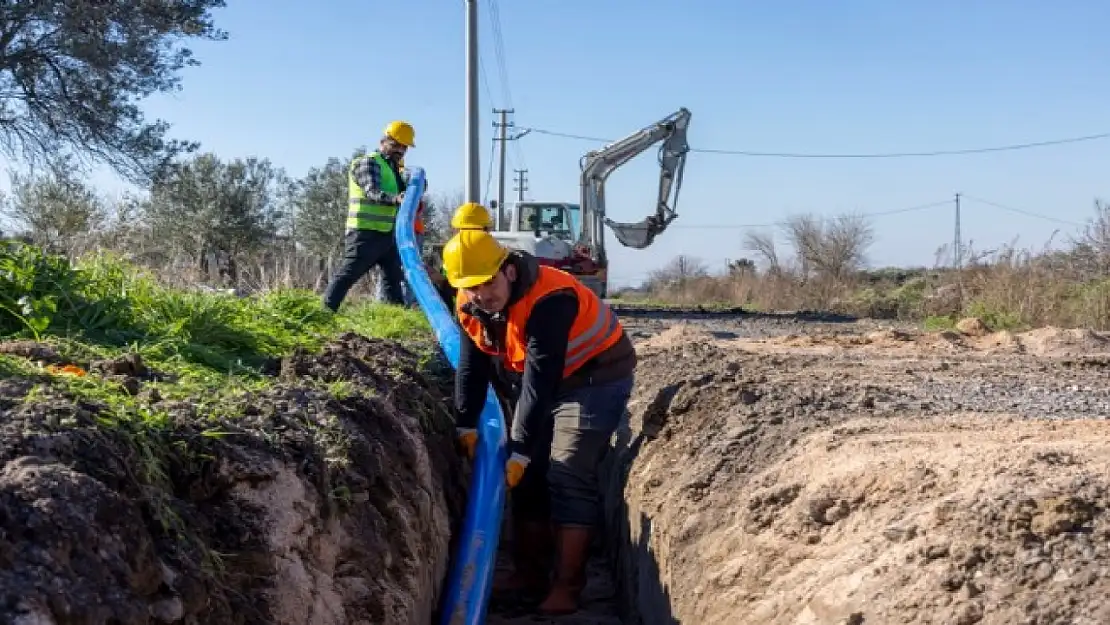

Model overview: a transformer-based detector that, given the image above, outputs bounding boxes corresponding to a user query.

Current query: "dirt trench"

[7,315,1110,625]
[0,333,467,625]
[597,318,1110,625]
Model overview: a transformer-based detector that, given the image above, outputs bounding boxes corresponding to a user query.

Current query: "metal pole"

[514,168,528,202]
[953,193,961,269]
[494,108,513,230]
[464,0,481,202]
[954,192,964,312]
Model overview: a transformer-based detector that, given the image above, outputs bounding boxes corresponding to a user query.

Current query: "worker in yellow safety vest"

[322,120,416,311]
[373,156,430,307]
[443,229,637,616]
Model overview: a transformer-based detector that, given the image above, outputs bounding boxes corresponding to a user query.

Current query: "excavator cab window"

[517,203,581,242]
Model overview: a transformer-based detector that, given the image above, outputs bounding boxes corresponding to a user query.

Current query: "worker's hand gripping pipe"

[394,168,508,625]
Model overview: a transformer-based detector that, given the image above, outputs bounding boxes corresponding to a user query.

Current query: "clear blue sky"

[74,1,1110,285]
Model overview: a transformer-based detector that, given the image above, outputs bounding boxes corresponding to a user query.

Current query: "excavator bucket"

[605,216,671,249]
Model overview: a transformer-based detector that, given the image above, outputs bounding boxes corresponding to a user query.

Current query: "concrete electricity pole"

[493,108,514,230]
[953,192,962,269]
[492,110,532,230]
[513,168,528,202]
[954,192,964,311]
[464,0,480,203]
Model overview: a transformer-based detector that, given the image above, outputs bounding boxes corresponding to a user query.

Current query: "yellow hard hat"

[442,230,510,289]
[451,202,494,230]
[383,120,415,147]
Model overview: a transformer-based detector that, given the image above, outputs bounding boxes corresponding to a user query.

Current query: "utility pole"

[493,108,514,230]
[492,110,532,230]
[954,192,964,310]
[513,168,528,202]
[953,193,962,269]
[464,0,480,202]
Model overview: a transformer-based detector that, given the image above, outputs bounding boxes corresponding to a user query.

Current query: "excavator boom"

[492,108,692,299]
[580,108,692,251]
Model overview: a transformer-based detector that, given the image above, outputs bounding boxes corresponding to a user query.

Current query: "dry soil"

[0,334,466,625]
[5,311,1110,625]
[599,315,1110,625]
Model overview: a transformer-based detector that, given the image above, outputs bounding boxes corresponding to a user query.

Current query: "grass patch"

[1,241,431,405]
[923,315,957,332]
[0,243,461,619]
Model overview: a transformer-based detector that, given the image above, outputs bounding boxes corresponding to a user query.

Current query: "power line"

[485,0,528,171]
[482,138,496,204]
[485,0,513,108]
[474,15,495,204]
[660,195,1083,231]
[670,199,952,229]
[961,195,1083,227]
[477,55,494,104]
[596,195,1086,283]
[521,127,1110,159]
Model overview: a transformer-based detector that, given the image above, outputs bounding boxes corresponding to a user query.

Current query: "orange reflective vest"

[398,161,425,235]
[457,266,623,377]
[415,202,426,235]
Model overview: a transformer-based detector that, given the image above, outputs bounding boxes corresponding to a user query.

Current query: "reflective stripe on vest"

[346,152,399,232]
[564,297,620,370]
[457,265,624,378]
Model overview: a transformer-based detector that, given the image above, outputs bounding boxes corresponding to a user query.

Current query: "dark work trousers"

[322,229,406,311]
[374,233,424,306]
[510,376,634,528]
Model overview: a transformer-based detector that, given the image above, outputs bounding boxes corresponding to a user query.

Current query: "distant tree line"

[0,151,455,289]
[0,1,452,291]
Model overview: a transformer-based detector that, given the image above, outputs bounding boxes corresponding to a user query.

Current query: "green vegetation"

[922,315,957,332]
[0,241,430,409]
[634,203,1110,332]
[0,241,452,610]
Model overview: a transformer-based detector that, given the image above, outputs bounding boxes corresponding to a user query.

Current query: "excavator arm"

[579,107,692,252]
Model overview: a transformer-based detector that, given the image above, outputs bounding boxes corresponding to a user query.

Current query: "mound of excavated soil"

[0,333,465,625]
[733,323,1110,361]
[634,322,722,351]
[604,331,1110,625]
[688,417,1110,625]
[1017,326,1110,357]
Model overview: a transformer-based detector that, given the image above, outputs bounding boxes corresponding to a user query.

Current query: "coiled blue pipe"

[393,167,507,625]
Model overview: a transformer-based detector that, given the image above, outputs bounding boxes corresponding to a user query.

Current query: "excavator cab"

[486,108,692,300]
[516,202,581,242]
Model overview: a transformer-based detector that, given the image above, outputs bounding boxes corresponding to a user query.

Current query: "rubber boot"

[538,525,592,615]
[493,520,552,596]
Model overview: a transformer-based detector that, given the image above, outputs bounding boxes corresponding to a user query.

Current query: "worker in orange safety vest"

[442,229,636,615]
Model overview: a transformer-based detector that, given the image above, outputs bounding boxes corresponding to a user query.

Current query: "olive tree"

[0,0,228,182]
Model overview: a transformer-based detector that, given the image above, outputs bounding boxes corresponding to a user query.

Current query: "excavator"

[489,108,692,298]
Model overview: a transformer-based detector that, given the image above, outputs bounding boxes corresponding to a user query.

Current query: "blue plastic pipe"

[393,168,507,625]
